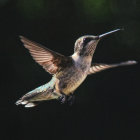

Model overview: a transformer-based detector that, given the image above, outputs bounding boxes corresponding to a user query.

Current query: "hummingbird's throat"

[72,52,92,64]
[72,53,80,61]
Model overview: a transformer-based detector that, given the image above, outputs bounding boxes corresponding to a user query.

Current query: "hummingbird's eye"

[83,37,93,47]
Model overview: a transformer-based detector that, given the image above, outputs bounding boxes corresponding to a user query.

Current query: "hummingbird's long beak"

[99,29,123,39]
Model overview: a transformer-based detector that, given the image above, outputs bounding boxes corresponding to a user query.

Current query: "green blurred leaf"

[0,0,9,6]
[75,0,111,22]
[17,0,47,19]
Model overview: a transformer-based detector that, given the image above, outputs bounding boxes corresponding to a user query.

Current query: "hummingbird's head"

[74,35,99,57]
[73,29,122,58]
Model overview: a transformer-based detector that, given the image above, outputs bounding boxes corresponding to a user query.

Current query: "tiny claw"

[68,95,75,106]
[58,94,67,104]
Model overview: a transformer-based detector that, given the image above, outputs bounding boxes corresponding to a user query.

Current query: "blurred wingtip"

[127,60,137,65]
[119,60,137,67]
[19,35,23,39]
[19,35,26,41]
[123,60,138,65]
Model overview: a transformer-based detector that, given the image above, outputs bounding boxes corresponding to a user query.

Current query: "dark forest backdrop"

[0,0,140,140]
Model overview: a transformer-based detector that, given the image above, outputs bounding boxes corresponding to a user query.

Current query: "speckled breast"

[56,67,88,95]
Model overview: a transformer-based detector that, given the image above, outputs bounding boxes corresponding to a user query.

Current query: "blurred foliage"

[75,0,111,22]
[0,0,9,6]
[0,0,140,57]
[16,0,46,19]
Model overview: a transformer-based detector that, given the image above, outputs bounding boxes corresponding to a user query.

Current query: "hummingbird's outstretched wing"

[20,36,71,74]
[88,60,137,75]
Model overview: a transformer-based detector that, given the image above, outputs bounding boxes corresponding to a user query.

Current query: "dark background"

[0,0,140,140]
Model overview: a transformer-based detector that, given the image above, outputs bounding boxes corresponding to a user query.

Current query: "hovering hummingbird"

[16,29,137,107]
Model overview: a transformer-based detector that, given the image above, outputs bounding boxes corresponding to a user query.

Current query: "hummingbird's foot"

[57,93,75,105]
[67,94,75,105]
[58,93,67,104]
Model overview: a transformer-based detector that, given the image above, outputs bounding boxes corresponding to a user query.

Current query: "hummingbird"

[16,29,137,107]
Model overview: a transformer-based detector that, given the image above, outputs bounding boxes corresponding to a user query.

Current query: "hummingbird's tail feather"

[25,102,37,108]
[16,83,60,107]
[16,99,36,108]
[16,91,60,108]
[16,99,28,105]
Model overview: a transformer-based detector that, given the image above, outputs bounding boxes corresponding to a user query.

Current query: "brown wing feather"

[88,61,137,75]
[20,36,70,74]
